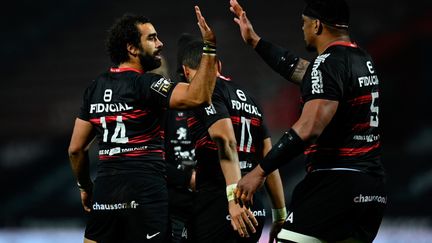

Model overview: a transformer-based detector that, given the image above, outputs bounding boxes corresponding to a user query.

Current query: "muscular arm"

[68,118,95,188]
[254,39,310,85]
[235,99,338,206]
[229,0,309,85]
[262,138,285,210]
[260,138,285,207]
[169,55,217,109]
[208,118,241,185]
[290,59,310,85]
[263,137,286,242]
[292,99,339,142]
[208,118,258,237]
[169,6,218,109]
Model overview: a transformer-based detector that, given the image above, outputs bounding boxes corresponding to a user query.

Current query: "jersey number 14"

[100,116,129,144]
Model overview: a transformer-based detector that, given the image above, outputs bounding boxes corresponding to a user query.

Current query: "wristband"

[77,181,93,192]
[272,207,288,222]
[260,128,306,175]
[203,42,216,56]
[203,41,216,49]
[226,183,237,202]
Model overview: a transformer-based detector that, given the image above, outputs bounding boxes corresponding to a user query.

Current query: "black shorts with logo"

[84,173,169,243]
[191,186,266,243]
[281,170,386,242]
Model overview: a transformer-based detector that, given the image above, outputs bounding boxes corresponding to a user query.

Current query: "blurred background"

[1,0,431,242]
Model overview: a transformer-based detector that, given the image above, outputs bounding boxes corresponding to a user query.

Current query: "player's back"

[216,77,269,174]
[80,68,171,176]
[302,45,384,176]
[189,77,269,188]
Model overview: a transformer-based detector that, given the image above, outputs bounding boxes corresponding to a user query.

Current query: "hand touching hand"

[234,165,266,208]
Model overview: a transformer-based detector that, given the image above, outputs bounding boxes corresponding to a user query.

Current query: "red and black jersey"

[164,110,195,165]
[78,67,177,176]
[301,42,384,176]
[164,109,196,186]
[188,76,270,187]
[164,109,195,218]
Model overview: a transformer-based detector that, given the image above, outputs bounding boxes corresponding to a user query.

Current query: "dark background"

[1,0,431,228]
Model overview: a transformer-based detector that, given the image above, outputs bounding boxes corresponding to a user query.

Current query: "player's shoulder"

[135,72,172,90]
[313,47,348,72]
[211,76,229,93]
[326,44,370,60]
[86,70,111,90]
[138,72,168,82]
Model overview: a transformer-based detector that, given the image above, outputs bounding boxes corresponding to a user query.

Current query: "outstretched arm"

[260,138,286,243]
[235,99,338,207]
[229,0,260,48]
[170,6,218,109]
[229,0,309,85]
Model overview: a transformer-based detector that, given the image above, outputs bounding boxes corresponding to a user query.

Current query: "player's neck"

[317,35,351,55]
[118,62,144,72]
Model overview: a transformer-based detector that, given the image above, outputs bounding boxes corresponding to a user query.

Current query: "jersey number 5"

[370,91,379,127]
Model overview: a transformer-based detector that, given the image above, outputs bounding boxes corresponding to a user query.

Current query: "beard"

[138,50,162,71]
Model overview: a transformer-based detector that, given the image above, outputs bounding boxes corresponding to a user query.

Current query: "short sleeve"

[261,118,271,140]
[78,85,92,121]
[193,85,229,129]
[138,73,177,108]
[302,53,345,102]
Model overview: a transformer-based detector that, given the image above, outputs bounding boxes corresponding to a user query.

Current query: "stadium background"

[1,0,431,242]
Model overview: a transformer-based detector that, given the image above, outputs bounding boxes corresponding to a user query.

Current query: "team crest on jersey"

[150,77,173,97]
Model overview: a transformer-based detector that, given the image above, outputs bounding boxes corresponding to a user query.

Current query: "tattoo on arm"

[290,58,310,85]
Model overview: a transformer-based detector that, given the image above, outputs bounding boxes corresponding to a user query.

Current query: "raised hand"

[229,0,260,47]
[194,5,216,45]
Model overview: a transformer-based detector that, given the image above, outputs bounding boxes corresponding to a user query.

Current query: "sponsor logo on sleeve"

[150,78,173,97]
[204,103,217,115]
[310,53,330,94]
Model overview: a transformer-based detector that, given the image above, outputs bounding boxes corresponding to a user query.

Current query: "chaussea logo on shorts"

[353,194,387,204]
[226,209,266,220]
[92,200,139,210]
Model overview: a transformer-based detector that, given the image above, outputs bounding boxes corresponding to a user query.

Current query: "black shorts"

[191,187,266,243]
[84,173,169,243]
[169,187,194,243]
[279,170,386,242]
